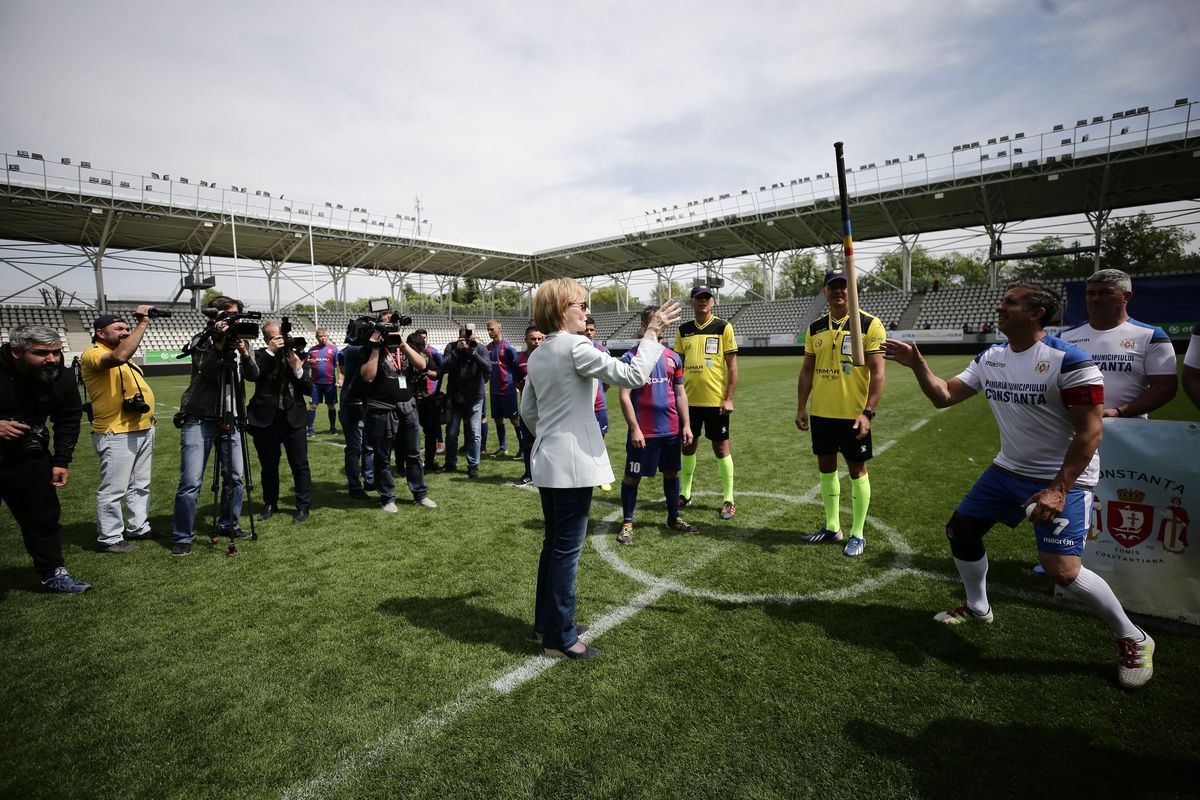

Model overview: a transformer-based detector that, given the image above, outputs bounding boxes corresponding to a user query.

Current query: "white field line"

[282,524,729,800]
[285,408,943,798]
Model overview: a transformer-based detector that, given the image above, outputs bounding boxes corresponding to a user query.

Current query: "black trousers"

[416,395,443,468]
[250,415,312,510]
[0,453,64,580]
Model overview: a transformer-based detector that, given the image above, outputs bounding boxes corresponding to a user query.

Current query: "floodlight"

[1075,119,1086,127]
[1137,106,1148,114]
[1176,98,1189,106]
[1052,124,1063,131]
[1060,138,1071,146]
[1092,116,1103,123]
[16,150,28,157]
[60,157,70,165]
[31,153,42,160]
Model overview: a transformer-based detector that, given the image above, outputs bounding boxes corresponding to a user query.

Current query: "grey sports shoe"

[416,497,437,508]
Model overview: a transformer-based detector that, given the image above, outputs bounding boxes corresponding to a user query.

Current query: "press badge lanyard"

[831,315,853,357]
[385,347,407,390]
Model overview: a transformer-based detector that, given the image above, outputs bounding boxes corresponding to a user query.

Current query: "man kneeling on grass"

[616,305,699,544]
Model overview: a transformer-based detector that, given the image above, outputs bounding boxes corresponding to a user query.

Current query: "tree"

[651,280,689,304]
[588,285,638,311]
[731,262,765,299]
[867,245,943,290]
[200,287,225,307]
[1008,236,1091,282]
[777,252,824,298]
[1102,212,1197,273]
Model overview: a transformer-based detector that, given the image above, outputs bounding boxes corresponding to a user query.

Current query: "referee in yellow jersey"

[677,285,739,520]
[794,270,886,557]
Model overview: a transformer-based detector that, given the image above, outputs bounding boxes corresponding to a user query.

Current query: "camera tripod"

[210,343,257,556]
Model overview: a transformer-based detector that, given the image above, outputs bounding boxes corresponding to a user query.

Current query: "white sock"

[954,555,990,616]
[1064,566,1142,640]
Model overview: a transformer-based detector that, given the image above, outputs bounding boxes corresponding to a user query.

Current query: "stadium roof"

[2,101,1198,285]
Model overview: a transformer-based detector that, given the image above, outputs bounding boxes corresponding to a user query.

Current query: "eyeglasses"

[568,301,589,311]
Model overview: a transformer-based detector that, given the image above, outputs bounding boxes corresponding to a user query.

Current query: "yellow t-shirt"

[804,311,885,420]
[81,343,156,434]
[677,316,737,407]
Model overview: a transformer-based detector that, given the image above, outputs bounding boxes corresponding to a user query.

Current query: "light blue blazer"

[522,331,664,488]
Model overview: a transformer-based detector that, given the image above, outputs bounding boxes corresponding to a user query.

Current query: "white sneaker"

[381,501,399,513]
[1116,629,1155,689]
[933,604,994,624]
[416,497,437,508]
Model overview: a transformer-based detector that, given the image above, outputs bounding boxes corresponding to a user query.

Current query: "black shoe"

[125,529,154,541]
[425,463,443,473]
[543,643,601,660]
[349,489,371,500]
[468,466,480,479]
[171,542,192,556]
[220,527,251,539]
[98,540,139,554]
[329,428,338,435]
[257,505,277,521]
[363,482,377,492]
[444,464,459,473]
[293,508,310,523]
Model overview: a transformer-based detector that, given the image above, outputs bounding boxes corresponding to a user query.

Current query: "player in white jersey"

[884,282,1155,689]
[1182,322,1200,411]
[1059,269,1177,418]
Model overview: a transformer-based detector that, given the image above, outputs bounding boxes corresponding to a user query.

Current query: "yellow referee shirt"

[804,311,885,419]
[81,343,156,434]
[677,316,737,407]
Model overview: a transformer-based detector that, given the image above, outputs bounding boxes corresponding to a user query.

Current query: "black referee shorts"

[688,406,730,442]
[810,415,873,462]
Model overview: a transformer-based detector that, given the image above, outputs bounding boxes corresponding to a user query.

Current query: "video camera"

[345,299,412,347]
[201,307,262,341]
[146,308,172,319]
[279,316,308,359]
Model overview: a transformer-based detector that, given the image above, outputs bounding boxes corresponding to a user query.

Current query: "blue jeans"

[340,402,375,490]
[535,486,594,650]
[445,396,484,469]
[173,419,244,542]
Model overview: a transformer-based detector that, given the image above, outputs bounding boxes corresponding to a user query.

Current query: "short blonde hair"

[533,278,586,335]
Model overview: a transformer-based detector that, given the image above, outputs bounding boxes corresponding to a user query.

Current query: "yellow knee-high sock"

[850,473,871,539]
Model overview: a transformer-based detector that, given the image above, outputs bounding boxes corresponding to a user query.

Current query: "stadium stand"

[0,304,72,354]
[914,283,1064,331]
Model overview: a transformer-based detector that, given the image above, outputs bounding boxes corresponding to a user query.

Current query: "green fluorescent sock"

[850,473,871,539]
[820,471,840,532]
[680,453,697,498]
[717,455,734,503]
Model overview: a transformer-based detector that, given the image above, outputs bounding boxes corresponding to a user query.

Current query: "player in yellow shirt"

[677,285,739,519]
[81,307,159,553]
[794,270,886,557]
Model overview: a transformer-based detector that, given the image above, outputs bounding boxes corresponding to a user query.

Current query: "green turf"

[1,356,1197,800]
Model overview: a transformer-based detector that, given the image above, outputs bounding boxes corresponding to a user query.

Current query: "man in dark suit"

[247,320,313,523]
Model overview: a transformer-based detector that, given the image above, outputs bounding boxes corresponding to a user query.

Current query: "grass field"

[1,355,1198,800]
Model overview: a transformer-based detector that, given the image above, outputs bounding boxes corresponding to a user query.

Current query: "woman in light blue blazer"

[521,278,681,659]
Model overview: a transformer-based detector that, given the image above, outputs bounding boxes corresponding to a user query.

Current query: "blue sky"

[1,0,1197,305]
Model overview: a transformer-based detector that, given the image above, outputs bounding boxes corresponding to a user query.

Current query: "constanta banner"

[1081,418,1200,625]
[142,349,187,364]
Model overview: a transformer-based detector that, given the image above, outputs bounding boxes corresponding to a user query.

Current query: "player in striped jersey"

[1184,322,1200,410]
[512,324,544,486]
[306,330,340,437]
[884,282,1156,689]
[486,320,521,457]
[585,316,613,491]
[615,306,697,543]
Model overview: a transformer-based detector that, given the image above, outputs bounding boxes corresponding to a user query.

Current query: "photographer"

[80,307,157,553]
[360,312,437,512]
[442,325,491,479]
[247,320,313,523]
[170,296,259,556]
[0,325,90,592]
[407,329,446,473]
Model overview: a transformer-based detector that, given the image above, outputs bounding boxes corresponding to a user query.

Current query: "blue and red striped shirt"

[307,342,340,384]
[487,339,519,395]
[516,350,532,391]
[593,341,610,411]
[620,345,683,438]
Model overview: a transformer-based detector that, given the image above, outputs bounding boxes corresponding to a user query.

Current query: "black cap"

[92,313,126,330]
[690,285,714,299]
[823,269,848,286]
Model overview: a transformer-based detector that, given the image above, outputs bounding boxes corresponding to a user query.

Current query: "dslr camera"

[279,316,308,359]
[145,308,172,319]
[1,417,50,459]
[123,393,151,414]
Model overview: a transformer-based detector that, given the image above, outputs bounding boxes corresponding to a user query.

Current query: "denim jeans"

[340,402,375,490]
[172,419,244,543]
[444,396,484,469]
[365,405,428,503]
[535,486,594,650]
[93,426,156,545]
